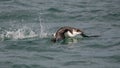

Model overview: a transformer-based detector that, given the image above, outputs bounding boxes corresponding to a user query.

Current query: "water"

[0,0,120,68]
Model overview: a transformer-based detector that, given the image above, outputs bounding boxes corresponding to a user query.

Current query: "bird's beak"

[81,33,89,37]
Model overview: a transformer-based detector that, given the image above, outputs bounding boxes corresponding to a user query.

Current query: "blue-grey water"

[0,0,120,68]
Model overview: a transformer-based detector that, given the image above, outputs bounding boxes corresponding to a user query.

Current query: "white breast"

[65,30,81,37]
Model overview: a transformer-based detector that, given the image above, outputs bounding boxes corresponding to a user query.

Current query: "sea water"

[0,0,120,68]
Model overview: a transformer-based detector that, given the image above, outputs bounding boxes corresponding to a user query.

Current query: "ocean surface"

[0,0,120,68]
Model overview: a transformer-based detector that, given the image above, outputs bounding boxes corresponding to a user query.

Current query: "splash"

[38,13,48,38]
[0,14,51,41]
[0,26,38,41]
[39,14,43,38]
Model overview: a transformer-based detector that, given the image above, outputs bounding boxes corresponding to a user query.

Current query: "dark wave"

[46,8,64,12]
[12,64,47,68]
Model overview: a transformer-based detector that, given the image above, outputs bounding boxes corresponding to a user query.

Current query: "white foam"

[0,13,52,41]
[0,26,38,40]
[0,26,53,41]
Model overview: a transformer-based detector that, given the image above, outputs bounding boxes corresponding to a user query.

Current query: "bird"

[52,26,90,42]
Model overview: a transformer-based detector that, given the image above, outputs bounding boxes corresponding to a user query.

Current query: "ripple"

[0,10,38,20]
[94,55,120,63]
[86,44,106,48]
[0,0,12,2]
[101,12,120,21]
[46,8,64,12]
[12,64,47,68]
[108,55,120,62]
[0,61,13,68]
[63,60,87,66]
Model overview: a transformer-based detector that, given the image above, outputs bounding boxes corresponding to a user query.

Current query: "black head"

[81,33,89,37]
